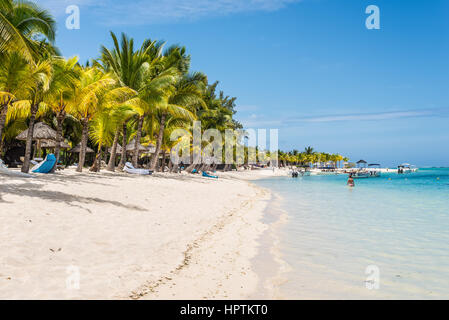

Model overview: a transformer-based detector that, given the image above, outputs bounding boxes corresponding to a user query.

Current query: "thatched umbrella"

[146,143,156,154]
[16,122,58,158]
[140,144,156,161]
[108,143,123,154]
[69,143,94,154]
[41,139,71,149]
[16,122,58,141]
[126,138,148,153]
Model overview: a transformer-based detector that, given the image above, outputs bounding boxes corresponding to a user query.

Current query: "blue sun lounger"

[202,171,218,179]
[32,154,56,173]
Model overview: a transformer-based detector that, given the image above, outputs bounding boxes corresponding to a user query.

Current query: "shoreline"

[0,168,282,299]
[249,191,291,299]
[222,169,291,300]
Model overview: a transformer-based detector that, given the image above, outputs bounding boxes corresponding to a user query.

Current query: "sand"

[0,168,277,299]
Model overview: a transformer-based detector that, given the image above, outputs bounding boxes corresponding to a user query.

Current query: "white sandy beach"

[0,168,280,299]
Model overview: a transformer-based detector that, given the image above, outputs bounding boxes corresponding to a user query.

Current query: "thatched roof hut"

[16,122,58,141]
[69,143,94,153]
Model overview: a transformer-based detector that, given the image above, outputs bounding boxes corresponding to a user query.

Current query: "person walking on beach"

[347,174,355,187]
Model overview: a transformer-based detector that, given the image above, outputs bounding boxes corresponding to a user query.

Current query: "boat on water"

[398,163,418,174]
[351,162,381,179]
[352,170,381,179]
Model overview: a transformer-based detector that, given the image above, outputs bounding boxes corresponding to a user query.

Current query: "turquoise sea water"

[254,168,449,299]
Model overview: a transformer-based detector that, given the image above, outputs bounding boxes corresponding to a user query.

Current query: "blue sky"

[37,0,449,167]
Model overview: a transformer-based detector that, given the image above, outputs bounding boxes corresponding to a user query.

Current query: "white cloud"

[37,0,301,24]
[297,110,435,123]
[237,109,444,128]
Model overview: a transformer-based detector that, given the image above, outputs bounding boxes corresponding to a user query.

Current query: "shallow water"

[254,168,449,299]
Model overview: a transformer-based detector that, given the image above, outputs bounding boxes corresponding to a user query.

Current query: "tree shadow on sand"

[0,181,145,212]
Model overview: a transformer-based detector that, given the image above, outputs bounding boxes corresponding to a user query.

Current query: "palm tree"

[157,117,189,172]
[0,0,56,63]
[192,81,241,171]
[343,156,349,168]
[99,32,173,168]
[0,52,30,154]
[304,146,314,155]
[42,56,80,167]
[106,105,137,172]
[67,67,116,172]
[88,89,136,173]
[149,72,205,170]
[10,57,53,173]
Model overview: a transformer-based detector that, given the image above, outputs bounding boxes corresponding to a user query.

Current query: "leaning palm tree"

[6,57,53,173]
[0,0,56,63]
[0,52,30,153]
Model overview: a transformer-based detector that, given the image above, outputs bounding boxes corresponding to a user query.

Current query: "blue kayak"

[32,154,57,173]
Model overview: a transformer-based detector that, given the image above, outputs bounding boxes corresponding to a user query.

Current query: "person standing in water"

[347,174,355,187]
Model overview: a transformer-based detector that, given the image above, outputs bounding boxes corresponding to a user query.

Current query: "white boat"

[352,170,381,179]
[352,164,381,179]
[398,163,418,174]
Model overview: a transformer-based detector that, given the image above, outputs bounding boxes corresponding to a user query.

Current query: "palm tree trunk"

[90,142,102,172]
[160,150,167,172]
[21,103,39,173]
[132,115,144,168]
[185,163,196,173]
[77,118,89,173]
[0,103,9,156]
[51,111,65,173]
[171,163,179,173]
[118,122,128,170]
[107,127,120,172]
[149,113,166,171]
